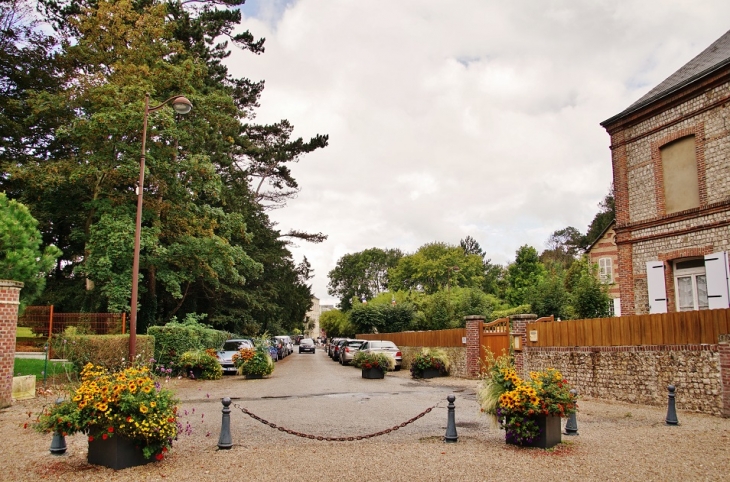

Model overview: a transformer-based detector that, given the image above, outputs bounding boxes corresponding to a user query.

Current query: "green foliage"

[584,188,615,247]
[505,245,545,306]
[352,351,394,371]
[570,257,611,319]
[319,309,354,337]
[349,302,415,334]
[147,317,228,374]
[388,242,484,295]
[0,193,62,309]
[236,338,274,377]
[14,358,73,379]
[178,349,222,380]
[50,334,155,373]
[529,263,571,319]
[415,287,496,330]
[327,247,402,311]
[492,304,532,319]
[410,348,450,378]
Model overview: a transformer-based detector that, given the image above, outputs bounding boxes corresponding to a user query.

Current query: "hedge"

[147,323,229,374]
[51,334,155,373]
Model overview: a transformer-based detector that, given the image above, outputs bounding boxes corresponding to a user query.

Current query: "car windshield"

[371,341,397,349]
[222,341,250,351]
[302,338,313,344]
[348,341,364,348]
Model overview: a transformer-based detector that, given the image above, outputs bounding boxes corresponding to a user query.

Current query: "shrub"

[148,321,228,374]
[353,351,395,371]
[410,348,450,378]
[234,344,274,377]
[51,333,154,373]
[178,349,223,380]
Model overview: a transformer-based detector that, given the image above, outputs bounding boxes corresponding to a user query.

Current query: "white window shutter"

[613,298,621,317]
[704,251,730,309]
[646,261,667,314]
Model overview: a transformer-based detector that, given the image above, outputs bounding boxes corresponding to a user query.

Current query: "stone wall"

[399,346,467,378]
[524,345,723,415]
[0,281,23,408]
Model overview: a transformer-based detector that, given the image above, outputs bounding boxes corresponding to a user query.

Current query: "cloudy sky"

[225,0,730,306]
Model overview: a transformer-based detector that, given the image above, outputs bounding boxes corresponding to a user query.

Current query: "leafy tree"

[529,262,570,319]
[417,287,497,330]
[459,236,485,258]
[0,193,61,309]
[570,257,611,319]
[327,247,403,311]
[584,187,615,247]
[319,309,353,338]
[540,226,582,269]
[388,242,484,295]
[505,245,545,306]
[349,302,415,335]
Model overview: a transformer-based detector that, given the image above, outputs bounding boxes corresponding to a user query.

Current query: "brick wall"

[0,281,23,408]
[523,344,725,416]
[465,316,483,378]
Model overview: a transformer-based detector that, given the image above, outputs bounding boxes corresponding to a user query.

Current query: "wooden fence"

[356,328,466,347]
[526,308,730,347]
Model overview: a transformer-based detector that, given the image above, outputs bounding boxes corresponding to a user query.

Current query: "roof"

[585,219,616,253]
[602,30,730,126]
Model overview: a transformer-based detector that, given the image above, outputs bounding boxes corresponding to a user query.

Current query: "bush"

[51,333,155,373]
[410,348,450,378]
[234,344,274,377]
[352,351,395,371]
[178,349,223,380]
[148,320,228,374]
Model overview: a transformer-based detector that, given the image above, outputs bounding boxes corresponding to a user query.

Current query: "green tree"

[0,193,61,308]
[388,242,484,295]
[569,257,611,319]
[319,309,353,338]
[349,302,415,335]
[529,262,570,319]
[505,245,545,306]
[327,247,403,311]
[584,187,615,247]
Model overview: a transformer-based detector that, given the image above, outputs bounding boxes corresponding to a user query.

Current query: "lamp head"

[171,96,193,114]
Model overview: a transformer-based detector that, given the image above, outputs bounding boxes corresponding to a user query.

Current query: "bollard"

[444,394,458,443]
[564,389,579,435]
[218,397,233,449]
[665,385,679,425]
[49,398,67,455]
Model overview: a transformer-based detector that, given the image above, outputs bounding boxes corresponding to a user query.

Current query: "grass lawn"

[13,358,73,381]
[16,327,34,337]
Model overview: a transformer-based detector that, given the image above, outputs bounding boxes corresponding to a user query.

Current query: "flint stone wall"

[400,346,467,378]
[524,345,722,415]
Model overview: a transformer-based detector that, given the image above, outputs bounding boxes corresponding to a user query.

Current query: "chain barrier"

[232,402,441,441]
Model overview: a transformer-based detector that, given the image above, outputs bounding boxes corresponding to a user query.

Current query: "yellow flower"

[140,405,149,414]
[150,401,157,408]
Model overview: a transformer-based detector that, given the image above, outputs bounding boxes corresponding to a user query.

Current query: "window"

[598,258,613,283]
[673,258,708,312]
[660,136,699,214]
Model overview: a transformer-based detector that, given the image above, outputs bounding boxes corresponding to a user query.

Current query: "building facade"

[601,30,730,316]
[586,221,621,315]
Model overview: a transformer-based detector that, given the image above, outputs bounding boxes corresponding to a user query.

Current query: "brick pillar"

[465,315,484,379]
[0,280,23,408]
[510,314,536,377]
[720,335,730,418]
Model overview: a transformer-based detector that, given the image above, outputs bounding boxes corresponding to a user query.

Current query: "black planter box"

[506,415,562,449]
[88,435,154,470]
[420,367,443,379]
[361,367,385,379]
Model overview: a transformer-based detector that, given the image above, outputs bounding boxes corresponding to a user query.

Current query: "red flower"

[107,427,114,433]
[88,436,94,442]
[155,453,164,461]
[126,416,132,423]
[102,434,108,440]
[162,447,168,453]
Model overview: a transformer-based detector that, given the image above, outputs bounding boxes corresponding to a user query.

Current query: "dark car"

[332,339,349,362]
[298,338,315,354]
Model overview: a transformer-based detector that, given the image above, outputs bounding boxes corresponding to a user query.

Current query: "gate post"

[465,315,484,378]
[0,280,23,408]
[510,314,535,377]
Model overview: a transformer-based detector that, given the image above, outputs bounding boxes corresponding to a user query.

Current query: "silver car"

[358,340,402,370]
[339,339,365,365]
[216,339,253,374]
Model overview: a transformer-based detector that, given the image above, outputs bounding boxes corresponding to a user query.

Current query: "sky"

[225,0,730,306]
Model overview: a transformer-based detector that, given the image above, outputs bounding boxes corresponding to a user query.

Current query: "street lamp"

[129,93,192,360]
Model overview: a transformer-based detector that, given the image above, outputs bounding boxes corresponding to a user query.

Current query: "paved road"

[174,347,489,446]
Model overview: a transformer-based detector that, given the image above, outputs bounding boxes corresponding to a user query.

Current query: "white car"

[216,339,253,374]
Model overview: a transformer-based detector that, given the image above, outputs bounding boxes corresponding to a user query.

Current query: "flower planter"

[188,367,203,379]
[361,367,385,379]
[420,368,443,379]
[88,434,155,470]
[506,414,562,449]
[245,374,264,379]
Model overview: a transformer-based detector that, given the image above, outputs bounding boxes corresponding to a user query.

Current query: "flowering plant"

[478,354,576,445]
[179,349,223,380]
[234,344,274,377]
[410,348,450,378]
[34,363,178,460]
[353,351,395,371]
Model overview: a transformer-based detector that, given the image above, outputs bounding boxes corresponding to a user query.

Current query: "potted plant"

[34,362,178,469]
[179,348,223,380]
[478,354,576,449]
[410,348,450,379]
[353,351,394,379]
[233,342,274,379]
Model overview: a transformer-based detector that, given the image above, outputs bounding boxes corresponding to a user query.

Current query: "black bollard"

[444,394,458,443]
[665,385,679,425]
[564,389,579,435]
[218,397,233,449]
[49,398,67,455]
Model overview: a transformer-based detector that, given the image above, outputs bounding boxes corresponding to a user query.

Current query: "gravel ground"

[3,351,729,481]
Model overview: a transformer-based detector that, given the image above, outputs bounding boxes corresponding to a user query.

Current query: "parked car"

[298,338,316,354]
[294,335,304,345]
[358,340,402,370]
[271,338,286,360]
[275,335,293,356]
[328,338,345,358]
[339,339,365,365]
[332,339,349,362]
[216,339,253,374]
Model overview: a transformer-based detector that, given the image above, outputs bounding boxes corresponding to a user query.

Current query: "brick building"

[586,220,621,315]
[601,30,730,316]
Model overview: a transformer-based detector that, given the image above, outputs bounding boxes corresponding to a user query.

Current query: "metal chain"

[232,402,440,441]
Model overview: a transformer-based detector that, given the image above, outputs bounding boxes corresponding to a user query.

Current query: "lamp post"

[129,93,192,360]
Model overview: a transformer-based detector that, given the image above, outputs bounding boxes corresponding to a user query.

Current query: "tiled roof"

[602,30,730,125]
